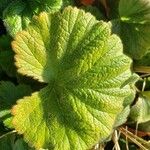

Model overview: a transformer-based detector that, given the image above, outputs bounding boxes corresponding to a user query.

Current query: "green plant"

[0,0,150,150]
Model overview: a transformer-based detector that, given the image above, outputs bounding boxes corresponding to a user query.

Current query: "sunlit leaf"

[0,81,32,128]
[12,7,135,150]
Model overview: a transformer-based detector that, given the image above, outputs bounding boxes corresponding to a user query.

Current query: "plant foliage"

[0,0,150,150]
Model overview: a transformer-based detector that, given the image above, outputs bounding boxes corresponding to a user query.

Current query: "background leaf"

[134,51,150,66]
[3,0,28,37]
[0,81,32,128]
[0,133,34,150]
[0,35,17,77]
[119,0,150,23]
[129,91,150,124]
[0,51,16,77]
[110,20,150,59]
[138,120,150,132]
[0,0,14,18]
[109,0,150,59]
[3,0,75,37]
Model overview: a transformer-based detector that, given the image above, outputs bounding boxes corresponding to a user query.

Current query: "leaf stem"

[119,127,149,150]
[0,130,16,139]
[112,130,121,150]
[134,66,150,74]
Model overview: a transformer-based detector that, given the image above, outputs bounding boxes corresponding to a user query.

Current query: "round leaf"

[12,7,135,150]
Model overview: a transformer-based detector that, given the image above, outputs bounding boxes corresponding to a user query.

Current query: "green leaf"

[0,35,16,77]
[138,120,150,132]
[3,0,74,37]
[3,0,32,37]
[0,0,14,18]
[114,106,130,128]
[0,133,34,150]
[0,81,32,128]
[109,0,150,59]
[134,51,150,66]
[38,0,74,12]
[0,50,16,77]
[114,75,139,128]
[13,138,35,150]
[119,0,150,24]
[129,91,150,124]
[12,7,135,150]
[0,82,32,105]
[110,20,150,59]
[0,35,12,51]
[0,133,15,150]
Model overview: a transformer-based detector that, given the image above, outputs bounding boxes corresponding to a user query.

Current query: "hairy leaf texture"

[12,7,136,150]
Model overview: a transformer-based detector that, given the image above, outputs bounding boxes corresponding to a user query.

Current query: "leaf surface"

[12,7,135,150]
[0,81,32,128]
[138,120,150,132]
[129,91,150,123]
[0,133,34,150]
[0,0,14,18]
[110,20,150,59]
[134,51,150,66]
[119,0,150,23]
[0,35,16,76]
[3,0,30,37]
[3,0,74,37]
[109,0,150,59]
[0,51,16,77]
